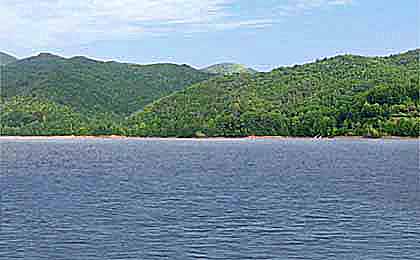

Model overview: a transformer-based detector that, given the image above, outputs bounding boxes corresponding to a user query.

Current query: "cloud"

[0,0,353,49]
[278,0,353,15]
[328,0,354,6]
[1,0,233,48]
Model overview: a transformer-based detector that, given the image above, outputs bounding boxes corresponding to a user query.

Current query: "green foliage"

[202,63,258,75]
[1,53,212,116]
[130,49,420,138]
[363,125,382,138]
[2,49,419,137]
[0,97,131,136]
[0,96,86,136]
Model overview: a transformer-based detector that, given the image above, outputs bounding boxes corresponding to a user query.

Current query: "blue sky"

[1,0,418,71]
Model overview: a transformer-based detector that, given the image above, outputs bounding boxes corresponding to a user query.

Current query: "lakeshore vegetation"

[1,50,419,137]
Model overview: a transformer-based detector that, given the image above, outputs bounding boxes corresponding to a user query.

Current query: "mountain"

[202,63,258,75]
[0,52,18,65]
[1,53,212,117]
[129,49,419,138]
[2,49,419,137]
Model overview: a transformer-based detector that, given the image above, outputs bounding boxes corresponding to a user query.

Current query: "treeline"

[1,53,212,116]
[1,50,419,137]
[0,97,127,136]
[128,50,420,138]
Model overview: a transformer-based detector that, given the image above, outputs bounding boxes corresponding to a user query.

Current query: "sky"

[1,0,418,71]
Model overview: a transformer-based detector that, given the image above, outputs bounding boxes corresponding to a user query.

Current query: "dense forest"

[1,50,419,137]
[0,96,130,136]
[128,49,419,138]
[1,53,212,116]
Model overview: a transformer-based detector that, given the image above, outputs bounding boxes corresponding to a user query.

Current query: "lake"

[1,138,419,259]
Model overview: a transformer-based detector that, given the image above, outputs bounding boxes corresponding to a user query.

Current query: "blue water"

[1,138,419,260]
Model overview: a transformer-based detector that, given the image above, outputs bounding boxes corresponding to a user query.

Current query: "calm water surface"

[1,138,419,260]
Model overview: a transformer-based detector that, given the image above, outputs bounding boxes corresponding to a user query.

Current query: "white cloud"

[1,0,233,48]
[0,0,354,49]
[328,0,354,6]
[278,0,353,15]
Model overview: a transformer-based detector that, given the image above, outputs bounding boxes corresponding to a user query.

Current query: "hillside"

[129,49,420,138]
[202,63,257,75]
[0,52,17,65]
[0,96,86,136]
[1,53,212,116]
[0,96,130,136]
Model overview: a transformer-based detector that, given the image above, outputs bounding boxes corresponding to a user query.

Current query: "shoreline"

[0,135,418,141]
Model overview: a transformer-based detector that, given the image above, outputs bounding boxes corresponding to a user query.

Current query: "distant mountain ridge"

[202,63,258,75]
[0,52,18,65]
[1,52,213,117]
[1,49,419,137]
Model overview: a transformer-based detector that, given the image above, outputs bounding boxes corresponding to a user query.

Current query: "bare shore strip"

[0,135,418,141]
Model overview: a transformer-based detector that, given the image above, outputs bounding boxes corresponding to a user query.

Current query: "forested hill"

[1,49,418,137]
[0,52,17,65]
[1,53,212,116]
[202,63,258,75]
[129,49,419,138]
